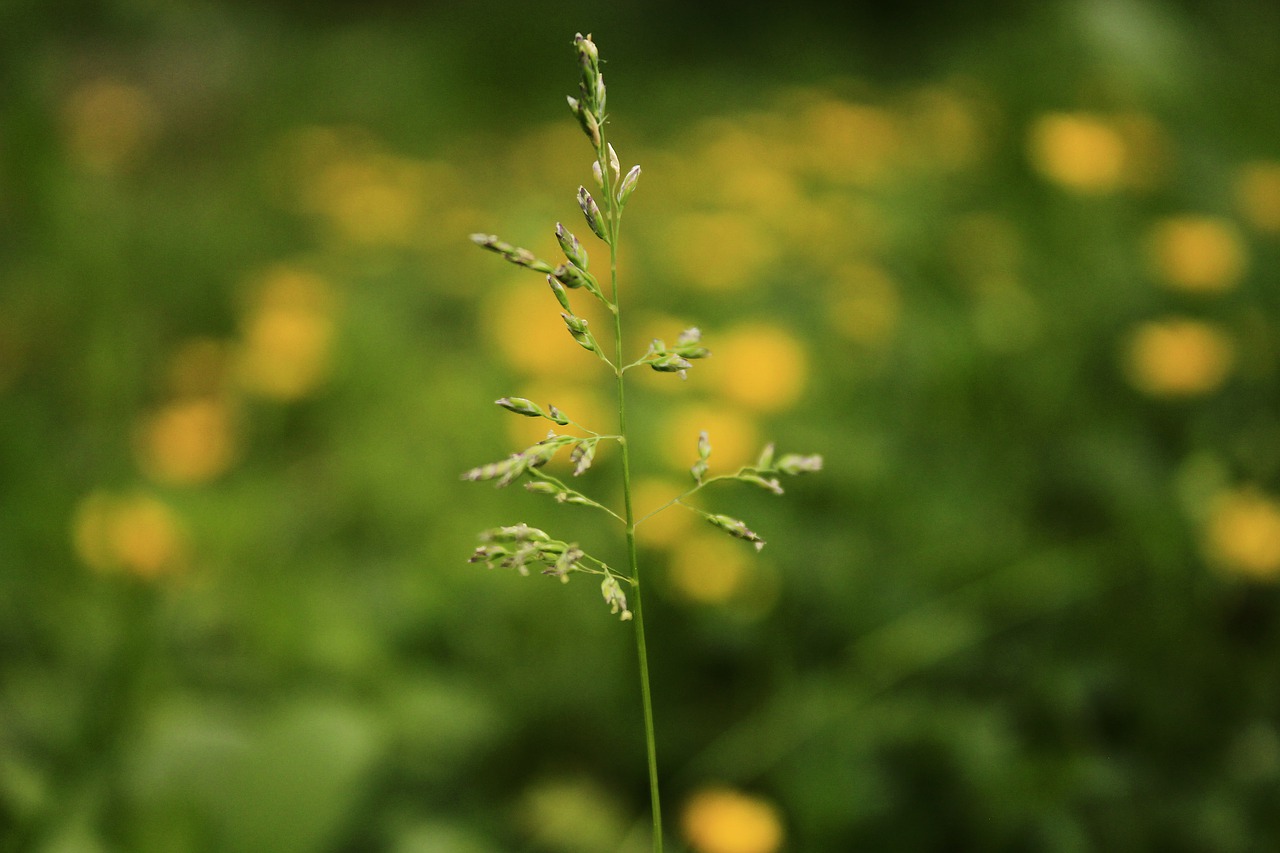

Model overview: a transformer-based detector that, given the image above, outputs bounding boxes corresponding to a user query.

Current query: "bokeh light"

[681,787,785,853]
[1123,317,1235,397]
[72,491,187,578]
[1145,215,1248,293]
[1205,488,1280,581]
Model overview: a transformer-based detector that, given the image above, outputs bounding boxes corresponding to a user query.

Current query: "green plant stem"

[603,148,664,853]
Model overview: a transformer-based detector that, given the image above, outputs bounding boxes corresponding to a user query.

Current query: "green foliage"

[3,3,1280,852]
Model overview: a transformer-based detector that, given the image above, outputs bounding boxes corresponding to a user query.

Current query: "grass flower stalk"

[463,33,822,852]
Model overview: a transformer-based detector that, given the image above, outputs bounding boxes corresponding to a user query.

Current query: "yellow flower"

[482,278,607,380]
[662,405,759,474]
[1205,489,1280,581]
[700,324,808,413]
[1145,216,1247,293]
[1123,318,1234,397]
[1027,112,1126,194]
[682,787,785,853]
[1234,161,1280,234]
[666,532,750,604]
[72,491,186,579]
[135,397,239,486]
[237,265,337,400]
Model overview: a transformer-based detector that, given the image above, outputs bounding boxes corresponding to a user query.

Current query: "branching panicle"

[460,32,821,853]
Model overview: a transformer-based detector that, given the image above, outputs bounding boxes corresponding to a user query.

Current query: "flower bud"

[649,353,692,379]
[583,110,601,146]
[756,442,776,470]
[549,545,583,581]
[470,233,554,273]
[547,275,572,311]
[607,143,621,182]
[601,576,632,620]
[777,454,824,475]
[570,439,597,476]
[675,344,710,359]
[737,472,784,495]
[523,440,559,470]
[461,455,520,484]
[562,312,598,352]
[574,33,599,68]
[706,513,766,551]
[617,165,641,205]
[577,186,608,240]
[495,397,544,417]
[691,430,711,483]
[554,263,596,291]
[555,223,588,269]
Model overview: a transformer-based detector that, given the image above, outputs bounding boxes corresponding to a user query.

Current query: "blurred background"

[3,0,1280,850]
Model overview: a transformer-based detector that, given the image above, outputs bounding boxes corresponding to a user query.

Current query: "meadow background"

[3,1,1280,850]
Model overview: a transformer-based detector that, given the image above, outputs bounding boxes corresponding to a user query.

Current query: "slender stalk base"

[609,192,663,852]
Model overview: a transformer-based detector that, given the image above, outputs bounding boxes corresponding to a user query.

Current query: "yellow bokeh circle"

[682,787,785,853]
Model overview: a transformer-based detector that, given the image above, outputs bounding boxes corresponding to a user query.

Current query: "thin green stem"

[633,473,738,526]
[526,468,625,523]
[601,143,664,853]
